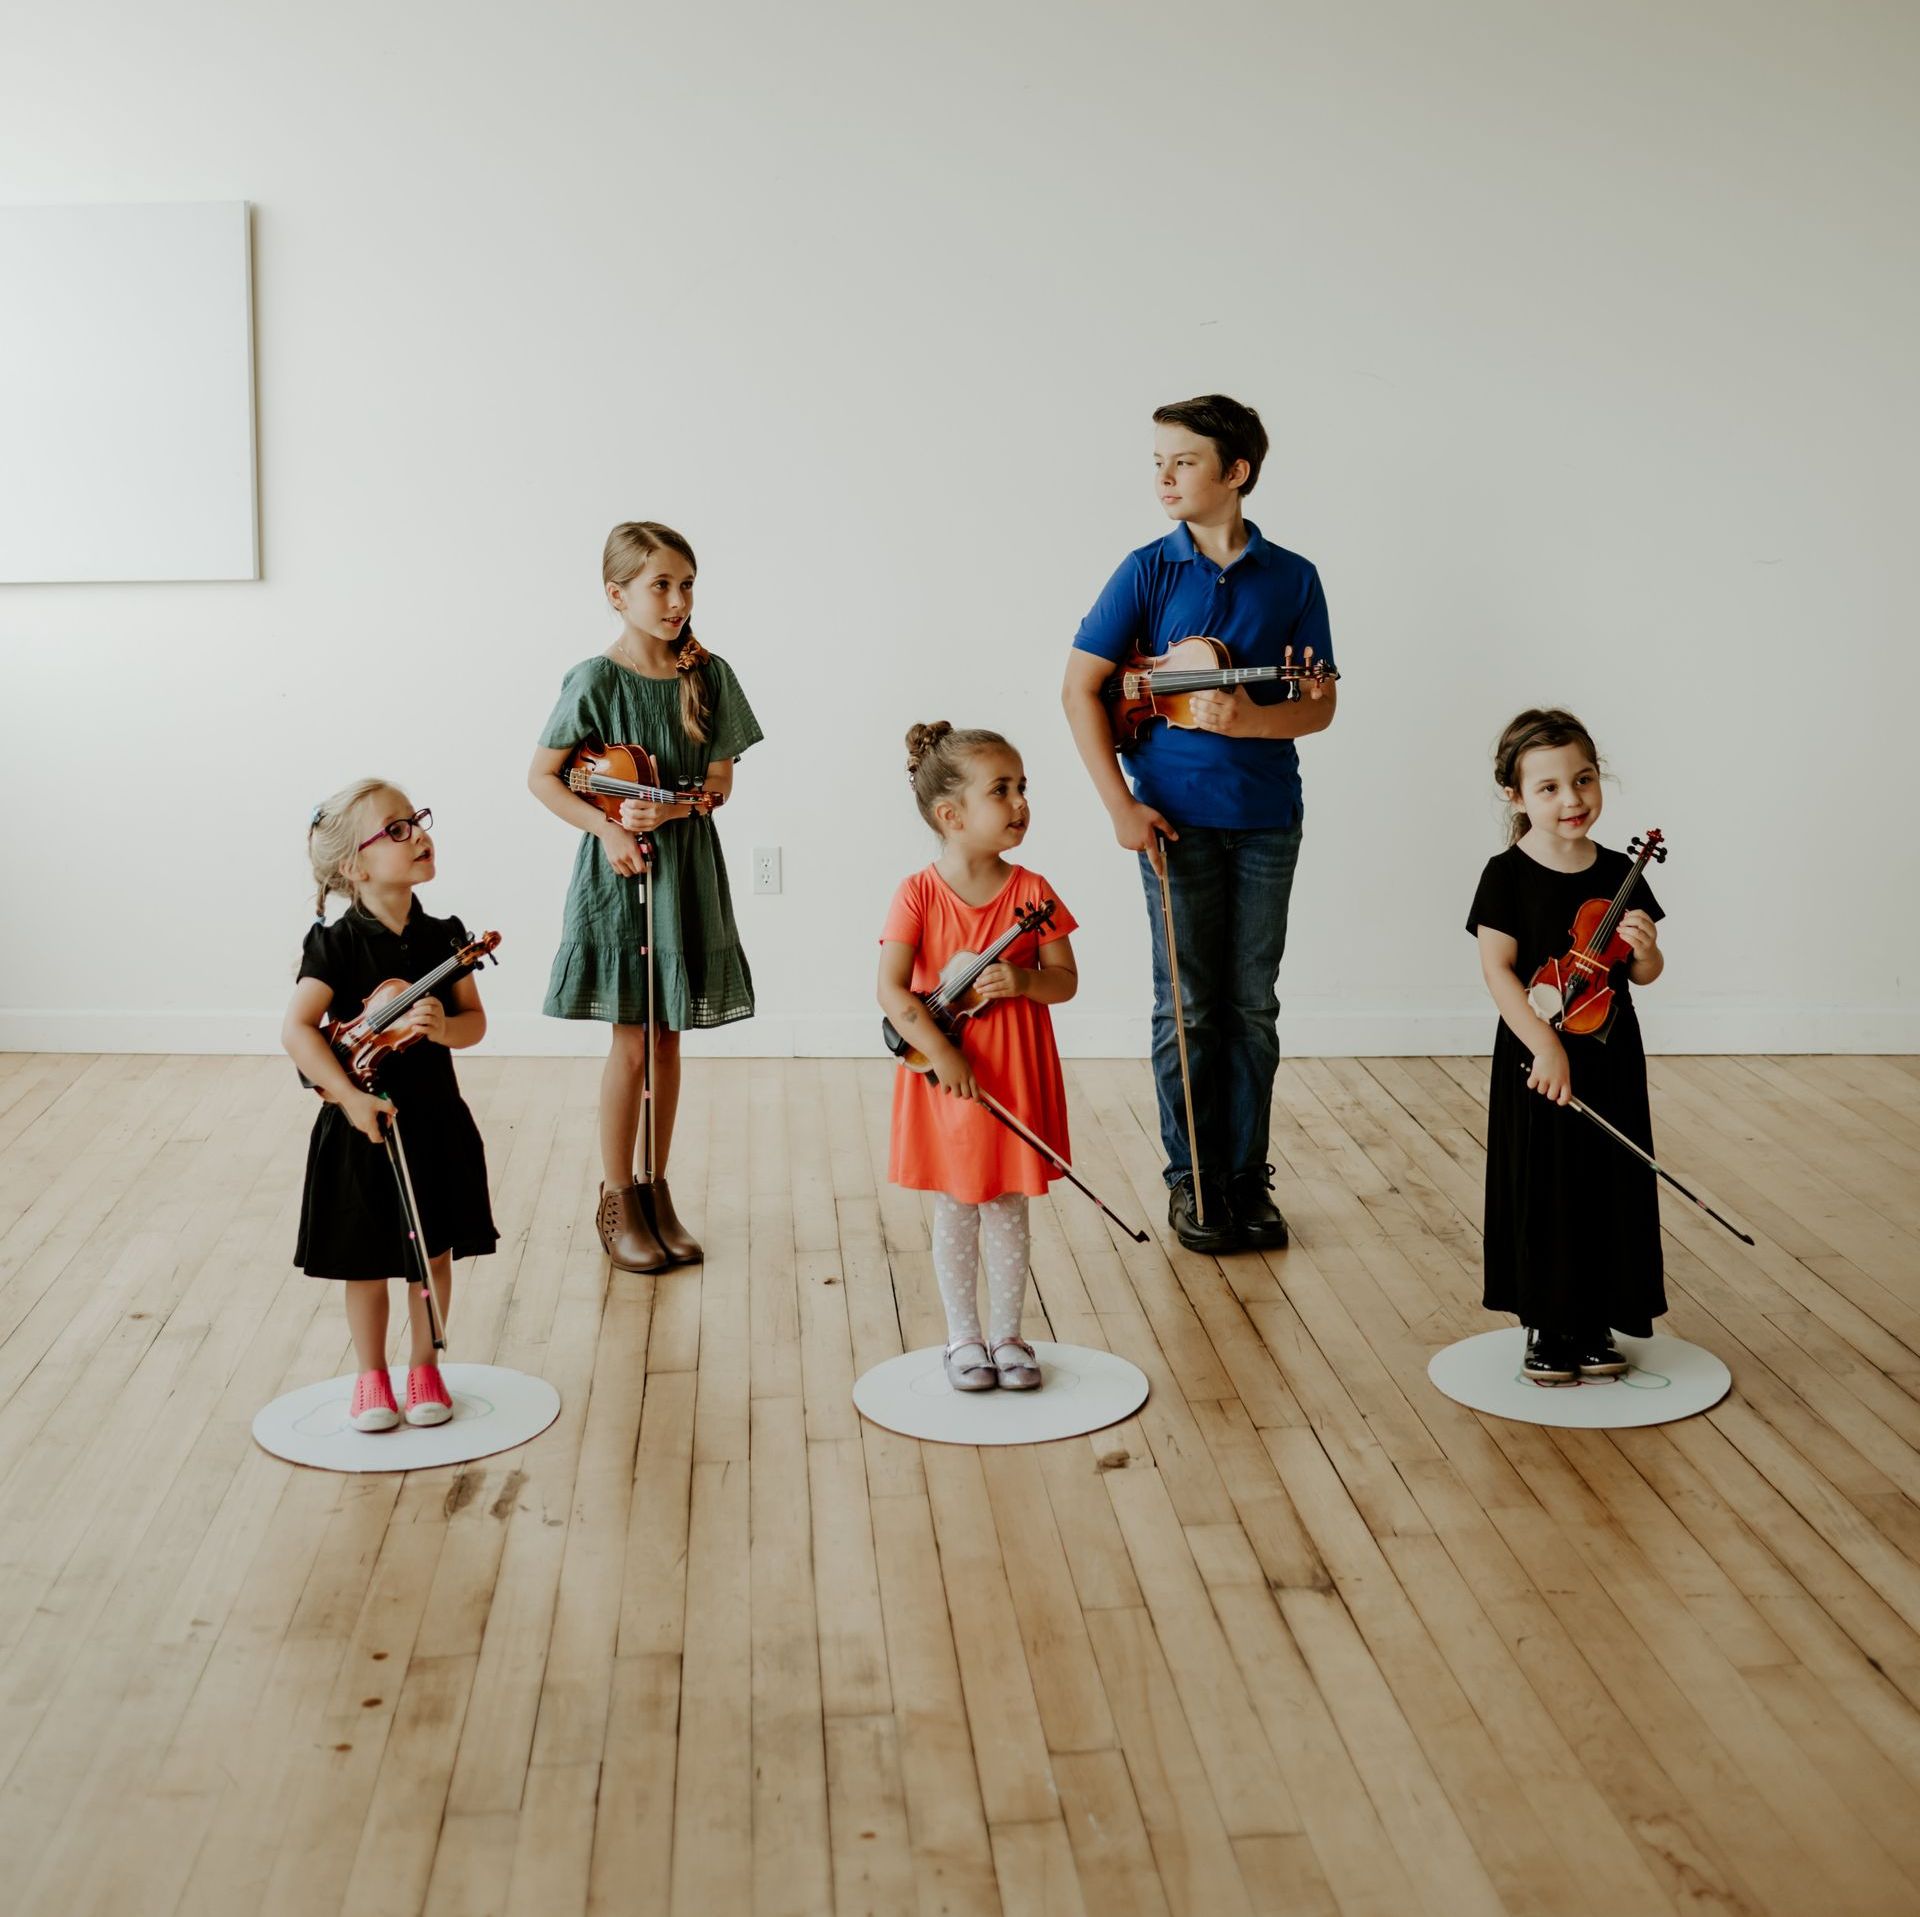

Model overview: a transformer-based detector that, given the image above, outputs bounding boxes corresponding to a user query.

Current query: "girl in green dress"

[528,521,763,1272]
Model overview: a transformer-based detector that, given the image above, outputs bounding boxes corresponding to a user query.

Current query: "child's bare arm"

[974,933,1078,1008]
[1477,926,1572,1104]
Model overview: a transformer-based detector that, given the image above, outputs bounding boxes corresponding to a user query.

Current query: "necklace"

[618,635,669,678]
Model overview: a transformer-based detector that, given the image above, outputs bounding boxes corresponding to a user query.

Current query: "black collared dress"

[294,901,498,1281]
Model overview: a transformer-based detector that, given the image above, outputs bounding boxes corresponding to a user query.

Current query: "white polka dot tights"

[930,1192,1030,1348]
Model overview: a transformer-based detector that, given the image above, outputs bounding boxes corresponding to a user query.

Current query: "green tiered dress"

[539,652,763,1029]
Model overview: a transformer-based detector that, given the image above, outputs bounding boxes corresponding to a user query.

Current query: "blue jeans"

[1138,822,1302,1188]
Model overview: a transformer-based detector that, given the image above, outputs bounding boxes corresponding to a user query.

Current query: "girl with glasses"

[282,781,498,1431]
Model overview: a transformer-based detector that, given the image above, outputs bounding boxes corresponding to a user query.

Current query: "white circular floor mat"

[1428,1328,1731,1428]
[853,1342,1149,1446]
[252,1364,562,1472]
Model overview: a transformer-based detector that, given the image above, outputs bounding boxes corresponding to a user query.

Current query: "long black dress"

[294,901,498,1281]
[1466,843,1666,1337]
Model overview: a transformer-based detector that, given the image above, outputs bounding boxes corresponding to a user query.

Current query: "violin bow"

[968,1089,1150,1243]
[640,840,656,1183]
[1151,832,1205,1222]
[1520,1057,1754,1246]
[379,1107,449,1349]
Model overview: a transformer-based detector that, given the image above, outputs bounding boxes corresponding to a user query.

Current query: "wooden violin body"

[881,900,1058,1070]
[309,931,503,1094]
[1525,832,1665,1037]
[565,740,717,822]
[1103,635,1338,751]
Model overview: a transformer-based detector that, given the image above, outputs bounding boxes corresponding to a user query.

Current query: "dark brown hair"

[1152,393,1269,496]
[603,520,712,743]
[1493,708,1603,843]
[904,722,1014,834]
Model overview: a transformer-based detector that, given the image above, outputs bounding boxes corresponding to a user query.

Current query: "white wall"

[2,0,1914,1057]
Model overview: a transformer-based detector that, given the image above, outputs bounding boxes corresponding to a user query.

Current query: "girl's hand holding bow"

[596,818,651,878]
[344,1087,394,1144]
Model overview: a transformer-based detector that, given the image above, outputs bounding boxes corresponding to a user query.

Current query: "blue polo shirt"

[1073,521,1333,830]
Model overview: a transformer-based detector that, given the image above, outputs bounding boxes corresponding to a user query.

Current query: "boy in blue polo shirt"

[1062,393,1337,1252]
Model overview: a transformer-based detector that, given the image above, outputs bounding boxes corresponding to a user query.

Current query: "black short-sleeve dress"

[1466,843,1667,1337]
[293,902,499,1281]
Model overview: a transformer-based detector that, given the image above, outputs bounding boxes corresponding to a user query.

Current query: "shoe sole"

[1172,1227,1243,1253]
[1525,1372,1579,1386]
[406,1404,454,1426]
[1578,1363,1630,1377]
[352,1409,401,1431]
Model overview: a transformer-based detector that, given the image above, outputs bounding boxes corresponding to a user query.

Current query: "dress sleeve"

[1031,879,1079,942]
[1465,854,1517,938]
[1071,553,1149,662]
[297,921,344,1013]
[537,661,604,751]
[879,875,925,948]
[704,655,765,763]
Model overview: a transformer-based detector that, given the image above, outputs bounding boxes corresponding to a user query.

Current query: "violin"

[881,899,1058,1066]
[307,931,503,1093]
[565,741,719,822]
[1104,636,1338,751]
[1526,831,1665,1038]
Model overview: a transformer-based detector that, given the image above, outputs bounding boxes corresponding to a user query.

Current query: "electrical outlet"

[753,847,782,895]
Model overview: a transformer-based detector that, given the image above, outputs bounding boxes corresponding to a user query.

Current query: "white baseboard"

[2,1005,1914,1057]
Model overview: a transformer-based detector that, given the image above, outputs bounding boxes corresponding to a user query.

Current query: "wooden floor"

[4,1053,1920,1915]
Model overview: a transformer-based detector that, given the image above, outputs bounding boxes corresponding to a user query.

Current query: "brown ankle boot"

[639,1178,702,1263]
[597,1181,669,1272]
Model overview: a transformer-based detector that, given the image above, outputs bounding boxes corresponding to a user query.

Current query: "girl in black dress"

[1466,710,1667,1384]
[282,781,498,1431]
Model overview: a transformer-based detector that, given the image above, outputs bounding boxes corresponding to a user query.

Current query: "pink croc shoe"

[351,1368,401,1431]
[405,1363,454,1427]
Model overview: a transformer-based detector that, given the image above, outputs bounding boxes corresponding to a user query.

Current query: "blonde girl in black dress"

[282,781,498,1432]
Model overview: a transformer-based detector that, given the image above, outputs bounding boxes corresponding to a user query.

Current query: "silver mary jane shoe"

[991,1338,1043,1391]
[944,1340,999,1392]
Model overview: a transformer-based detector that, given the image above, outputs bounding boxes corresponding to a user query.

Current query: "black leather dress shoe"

[1575,1336,1629,1377]
[1226,1166,1290,1249]
[1168,1175,1239,1253]
[1523,1327,1579,1384]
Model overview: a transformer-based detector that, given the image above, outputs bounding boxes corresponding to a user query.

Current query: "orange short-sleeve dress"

[883,865,1078,1203]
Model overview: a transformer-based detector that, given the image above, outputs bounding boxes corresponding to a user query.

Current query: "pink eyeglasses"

[358,808,433,850]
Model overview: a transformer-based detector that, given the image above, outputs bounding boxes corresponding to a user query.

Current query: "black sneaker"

[1523,1328,1579,1384]
[1575,1336,1629,1377]
[1168,1174,1239,1253]
[1225,1165,1290,1250]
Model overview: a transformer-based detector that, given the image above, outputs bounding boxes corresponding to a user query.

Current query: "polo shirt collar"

[1164,519,1271,567]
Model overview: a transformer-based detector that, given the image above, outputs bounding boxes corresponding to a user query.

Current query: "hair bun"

[904,720,953,779]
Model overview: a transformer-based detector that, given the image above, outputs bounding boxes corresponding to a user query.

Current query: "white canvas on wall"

[0,200,257,583]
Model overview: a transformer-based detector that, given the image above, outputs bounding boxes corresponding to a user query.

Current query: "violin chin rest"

[1526,981,1565,1025]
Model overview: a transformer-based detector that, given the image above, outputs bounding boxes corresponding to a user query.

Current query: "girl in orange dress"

[877,723,1080,1392]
